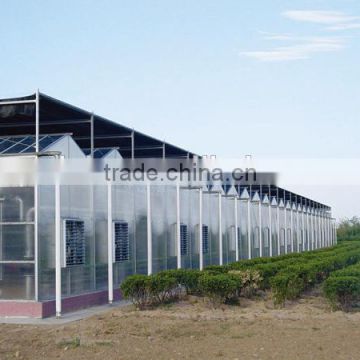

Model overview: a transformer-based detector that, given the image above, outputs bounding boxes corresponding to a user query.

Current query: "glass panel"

[261,204,270,257]
[250,201,260,258]
[0,186,35,300]
[0,263,35,300]
[0,224,34,261]
[239,200,249,259]
[271,205,278,256]
[286,209,292,253]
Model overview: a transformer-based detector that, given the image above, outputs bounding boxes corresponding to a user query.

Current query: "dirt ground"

[1,290,360,360]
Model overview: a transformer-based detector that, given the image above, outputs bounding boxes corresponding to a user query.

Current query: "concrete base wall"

[0,289,121,318]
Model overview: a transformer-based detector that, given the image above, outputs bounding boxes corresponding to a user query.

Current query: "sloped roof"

[0,92,196,158]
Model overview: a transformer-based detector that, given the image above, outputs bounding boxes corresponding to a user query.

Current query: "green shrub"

[120,274,151,309]
[270,247,360,306]
[198,273,241,306]
[270,273,305,306]
[204,265,230,274]
[228,269,262,298]
[159,269,202,295]
[147,273,178,303]
[323,276,360,310]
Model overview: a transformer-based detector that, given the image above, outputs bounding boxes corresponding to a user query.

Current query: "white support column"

[147,184,152,275]
[259,201,262,257]
[247,198,251,259]
[309,209,313,250]
[269,202,272,257]
[277,206,280,256]
[290,206,294,253]
[107,183,113,304]
[55,181,61,318]
[316,211,320,249]
[314,211,317,249]
[199,188,203,270]
[296,209,300,252]
[307,210,310,251]
[284,206,287,254]
[35,89,40,153]
[219,193,223,265]
[235,197,239,261]
[34,181,39,301]
[321,213,324,248]
[176,184,181,269]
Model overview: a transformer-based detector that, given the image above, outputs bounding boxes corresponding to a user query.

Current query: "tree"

[337,217,360,242]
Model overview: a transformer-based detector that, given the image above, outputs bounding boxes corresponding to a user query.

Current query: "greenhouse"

[0,92,336,318]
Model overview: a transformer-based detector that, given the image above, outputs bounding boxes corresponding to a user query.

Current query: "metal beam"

[35,90,40,153]
[0,99,36,106]
[90,113,94,157]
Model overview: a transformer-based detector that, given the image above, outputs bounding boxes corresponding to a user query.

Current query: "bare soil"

[1,291,360,360]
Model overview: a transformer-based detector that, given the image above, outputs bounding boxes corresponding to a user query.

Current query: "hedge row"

[323,262,360,310]
[270,244,360,305]
[120,242,360,309]
[207,242,360,290]
[120,268,262,308]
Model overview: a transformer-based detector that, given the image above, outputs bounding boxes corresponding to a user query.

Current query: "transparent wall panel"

[0,263,35,300]
[279,203,286,254]
[239,200,249,260]
[150,185,177,273]
[286,208,292,253]
[93,185,108,291]
[271,205,278,256]
[203,192,217,267]
[0,224,34,261]
[151,186,167,273]
[311,210,316,250]
[298,209,303,252]
[221,197,236,264]
[228,198,237,264]
[180,189,191,269]
[165,186,177,270]
[303,210,309,251]
[38,185,56,300]
[134,186,148,275]
[292,209,298,252]
[250,201,260,259]
[209,193,220,265]
[179,189,200,269]
[261,203,270,257]
[0,186,35,300]
[0,187,35,222]
[112,185,136,286]
[190,189,200,269]
[60,185,95,297]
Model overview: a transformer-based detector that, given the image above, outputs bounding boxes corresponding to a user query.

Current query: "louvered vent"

[114,221,130,262]
[65,220,85,266]
[180,224,188,256]
[202,225,209,254]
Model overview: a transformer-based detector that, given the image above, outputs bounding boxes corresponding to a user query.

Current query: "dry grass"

[1,291,360,360]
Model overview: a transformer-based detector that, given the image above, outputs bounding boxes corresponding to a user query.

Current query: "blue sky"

[1,1,360,217]
[1,0,359,158]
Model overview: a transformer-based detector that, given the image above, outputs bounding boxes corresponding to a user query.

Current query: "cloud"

[240,10,356,62]
[282,10,359,24]
[327,23,360,31]
[241,37,345,62]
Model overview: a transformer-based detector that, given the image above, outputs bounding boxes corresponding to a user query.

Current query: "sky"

[0,0,359,218]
